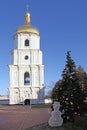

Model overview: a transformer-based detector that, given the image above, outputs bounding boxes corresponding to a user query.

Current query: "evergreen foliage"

[76,66,87,98]
[52,51,86,122]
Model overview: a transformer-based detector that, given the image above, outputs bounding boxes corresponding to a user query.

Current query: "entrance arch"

[24,99,30,105]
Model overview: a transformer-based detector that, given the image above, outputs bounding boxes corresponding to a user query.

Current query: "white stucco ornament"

[48,101,63,127]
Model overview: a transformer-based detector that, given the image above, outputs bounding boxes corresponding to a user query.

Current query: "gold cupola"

[16,11,39,35]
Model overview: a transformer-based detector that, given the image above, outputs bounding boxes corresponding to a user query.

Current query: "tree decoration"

[52,51,86,122]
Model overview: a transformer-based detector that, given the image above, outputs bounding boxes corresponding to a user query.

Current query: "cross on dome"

[26,5,29,12]
[16,5,39,35]
[25,5,31,25]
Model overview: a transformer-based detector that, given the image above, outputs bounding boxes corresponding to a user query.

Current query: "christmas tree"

[52,51,85,122]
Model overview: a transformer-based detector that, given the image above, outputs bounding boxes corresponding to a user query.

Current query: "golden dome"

[16,12,39,35]
[16,25,39,35]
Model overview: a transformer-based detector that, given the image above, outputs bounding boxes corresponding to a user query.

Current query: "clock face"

[25,55,29,60]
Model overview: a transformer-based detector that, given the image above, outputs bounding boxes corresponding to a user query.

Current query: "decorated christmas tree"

[52,51,85,122]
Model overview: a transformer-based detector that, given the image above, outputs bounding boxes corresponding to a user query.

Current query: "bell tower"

[9,11,44,104]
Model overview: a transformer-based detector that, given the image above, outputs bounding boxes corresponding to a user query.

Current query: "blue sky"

[0,0,87,95]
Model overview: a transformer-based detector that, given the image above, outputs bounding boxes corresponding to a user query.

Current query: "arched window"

[25,39,29,46]
[24,72,30,85]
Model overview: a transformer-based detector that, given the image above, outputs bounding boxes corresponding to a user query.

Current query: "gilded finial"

[25,5,31,25]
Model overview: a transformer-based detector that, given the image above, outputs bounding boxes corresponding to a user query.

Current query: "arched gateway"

[24,99,30,105]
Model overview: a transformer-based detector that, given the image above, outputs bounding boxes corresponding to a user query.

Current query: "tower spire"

[25,5,31,25]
